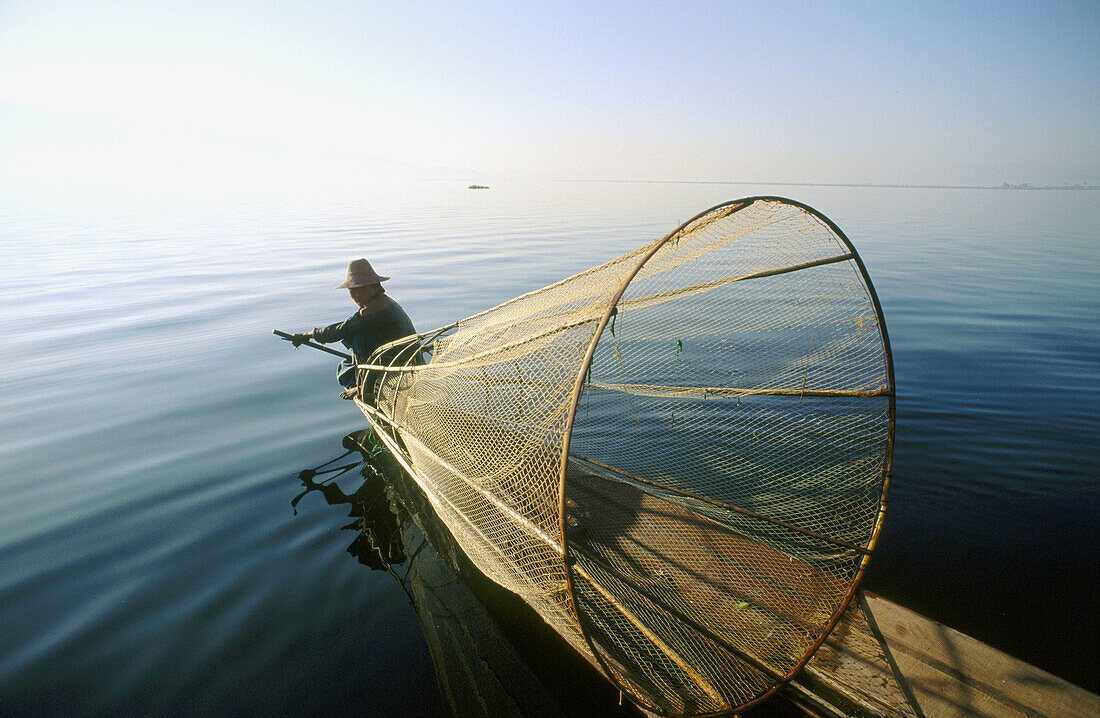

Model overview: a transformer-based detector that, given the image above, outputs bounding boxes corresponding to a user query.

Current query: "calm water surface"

[1,181,1097,715]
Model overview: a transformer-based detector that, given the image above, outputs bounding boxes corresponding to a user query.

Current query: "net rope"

[359,197,894,716]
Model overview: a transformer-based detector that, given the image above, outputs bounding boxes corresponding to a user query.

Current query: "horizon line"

[540,178,1100,191]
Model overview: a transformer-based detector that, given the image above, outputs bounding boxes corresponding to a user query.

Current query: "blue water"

[1,181,1097,714]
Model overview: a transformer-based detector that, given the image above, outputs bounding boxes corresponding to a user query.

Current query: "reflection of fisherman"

[294,444,406,571]
[291,259,416,399]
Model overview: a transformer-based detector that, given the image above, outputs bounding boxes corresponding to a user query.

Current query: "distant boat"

[468,184,490,189]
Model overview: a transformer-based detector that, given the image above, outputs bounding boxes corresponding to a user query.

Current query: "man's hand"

[291,332,312,348]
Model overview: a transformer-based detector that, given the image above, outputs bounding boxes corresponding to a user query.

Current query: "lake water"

[1,180,1097,715]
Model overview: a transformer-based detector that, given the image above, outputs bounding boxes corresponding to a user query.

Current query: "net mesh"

[365,197,893,716]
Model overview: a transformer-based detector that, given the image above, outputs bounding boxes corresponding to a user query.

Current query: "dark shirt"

[313,295,416,388]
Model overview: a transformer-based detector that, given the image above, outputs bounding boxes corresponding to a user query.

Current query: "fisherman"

[291,259,416,399]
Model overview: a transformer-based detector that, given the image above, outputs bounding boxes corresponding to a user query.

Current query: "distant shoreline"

[565,179,1099,191]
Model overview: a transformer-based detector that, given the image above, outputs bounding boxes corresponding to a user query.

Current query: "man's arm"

[301,314,358,346]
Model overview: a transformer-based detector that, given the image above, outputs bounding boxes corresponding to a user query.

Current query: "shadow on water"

[292,431,649,718]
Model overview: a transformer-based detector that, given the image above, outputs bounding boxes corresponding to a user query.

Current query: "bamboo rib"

[617,253,854,314]
[571,561,729,708]
[588,382,892,399]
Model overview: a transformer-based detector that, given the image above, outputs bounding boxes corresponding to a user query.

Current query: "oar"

[273,329,352,360]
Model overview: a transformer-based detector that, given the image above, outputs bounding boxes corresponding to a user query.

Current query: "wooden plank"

[796,593,919,717]
[865,591,1099,718]
[567,466,848,636]
[795,591,1100,718]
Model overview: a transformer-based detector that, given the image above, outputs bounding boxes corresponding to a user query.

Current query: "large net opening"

[364,197,894,716]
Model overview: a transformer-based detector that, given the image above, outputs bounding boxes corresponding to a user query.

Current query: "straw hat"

[335,258,390,289]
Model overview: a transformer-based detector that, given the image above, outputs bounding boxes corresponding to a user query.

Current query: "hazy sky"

[1,0,1097,191]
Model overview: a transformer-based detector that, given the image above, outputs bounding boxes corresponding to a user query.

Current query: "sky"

[1,0,1097,193]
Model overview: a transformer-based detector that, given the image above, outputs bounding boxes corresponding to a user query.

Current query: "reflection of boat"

[295,431,642,718]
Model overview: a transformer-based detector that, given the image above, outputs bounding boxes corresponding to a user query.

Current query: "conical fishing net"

[361,197,894,716]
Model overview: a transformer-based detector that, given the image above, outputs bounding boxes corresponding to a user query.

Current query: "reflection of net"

[365,197,894,716]
[403,527,562,718]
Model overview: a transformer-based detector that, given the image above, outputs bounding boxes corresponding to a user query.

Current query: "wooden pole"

[273,329,352,360]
